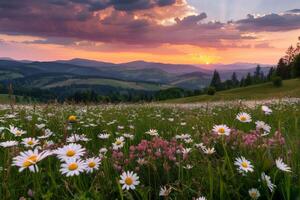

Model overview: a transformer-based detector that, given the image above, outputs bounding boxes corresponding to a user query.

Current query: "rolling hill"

[0,58,272,98]
[165,79,300,103]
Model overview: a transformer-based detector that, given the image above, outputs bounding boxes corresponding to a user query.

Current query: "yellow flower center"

[115,140,122,145]
[16,131,21,136]
[218,128,225,134]
[68,163,78,171]
[66,150,76,157]
[88,161,96,168]
[240,116,247,121]
[241,161,248,168]
[27,140,34,145]
[125,177,133,185]
[23,155,38,167]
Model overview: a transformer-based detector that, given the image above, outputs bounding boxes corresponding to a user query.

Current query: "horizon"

[0,1,300,66]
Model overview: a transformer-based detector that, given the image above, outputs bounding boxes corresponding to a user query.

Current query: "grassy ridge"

[166,79,300,103]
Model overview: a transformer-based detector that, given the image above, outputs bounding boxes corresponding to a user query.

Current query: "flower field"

[0,99,300,200]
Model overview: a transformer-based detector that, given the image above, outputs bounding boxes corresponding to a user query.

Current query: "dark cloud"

[236,12,300,32]
[2,0,298,49]
[287,9,300,13]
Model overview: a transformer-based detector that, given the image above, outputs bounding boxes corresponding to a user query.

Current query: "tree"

[210,70,222,90]
[267,67,275,81]
[276,58,291,79]
[231,72,239,87]
[254,65,262,83]
[244,73,253,86]
[292,54,300,78]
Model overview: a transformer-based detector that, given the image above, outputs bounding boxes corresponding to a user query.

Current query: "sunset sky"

[0,0,300,65]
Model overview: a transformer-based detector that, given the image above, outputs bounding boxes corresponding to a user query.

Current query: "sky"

[0,0,300,65]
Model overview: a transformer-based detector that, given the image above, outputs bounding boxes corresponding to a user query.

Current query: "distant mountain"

[56,58,118,68]
[0,58,272,93]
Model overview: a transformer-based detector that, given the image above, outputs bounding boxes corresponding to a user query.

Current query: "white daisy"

[159,186,172,196]
[262,105,272,115]
[21,137,39,148]
[85,157,101,173]
[255,121,271,135]
[248,188,260,199]
[112,137,125,150]
[98,133,110,139]
[234,156,254,173]
[9,125,26,137]
[275,158,291,172]
[66,134,90,143]
[195,196,206,200]
[212,125,231,136]
[119,171,140,190]
[38,129,53,139]
[261,172,276,192]
[0,140,18,147]
[145,129,159,136]
[236,112,252,123]
[60,158,86,177]
[12,149,50,172]
[54,143,86,161]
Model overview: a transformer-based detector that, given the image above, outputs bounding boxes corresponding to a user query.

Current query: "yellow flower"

[68,115,77,123]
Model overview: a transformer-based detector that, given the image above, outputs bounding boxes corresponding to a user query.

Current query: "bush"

[272,76,282,87]
[207,87,216,95]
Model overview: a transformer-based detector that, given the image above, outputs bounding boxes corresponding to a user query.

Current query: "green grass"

[166,79,300,103]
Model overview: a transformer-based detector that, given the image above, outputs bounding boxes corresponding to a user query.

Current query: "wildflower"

[159,186,172,196]
[38,129,53,139]
[98,133,110,139]
[21,137,39,148]
[275,158,291,172]
[212,125,231,136]
[236,112,252,123]
[195,197,206,200]
[35,124,45,129]
[0,140,18,148]
[145,129,159,136]
[12,149,50,172]
[119,171,140,190]
[9,125,26,137]
[203,147,215,155]
[234,156,254,173]
[262,106,272,115]
[112,137,125,150]
[255,121,271,135]
[68,115,77,123]
[85,157,101,173]
[248,188,260,199]
[54,143,86,161]
[67,134,90,143]
[261,172,276,192]
[60,158,85,177]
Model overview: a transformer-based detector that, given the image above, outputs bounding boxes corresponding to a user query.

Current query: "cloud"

[0,0,299,49]
[236,12,300,32]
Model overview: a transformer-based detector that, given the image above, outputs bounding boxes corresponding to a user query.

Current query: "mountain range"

[0,58,272,95]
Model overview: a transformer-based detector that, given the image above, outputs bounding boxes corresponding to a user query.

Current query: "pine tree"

[210,70,222,90]
[254,65,261,83]
[244,73,252,86]
[231,72,239,87]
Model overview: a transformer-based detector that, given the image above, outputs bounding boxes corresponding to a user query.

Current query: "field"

[0,99,299,199]
[166,79,300,103]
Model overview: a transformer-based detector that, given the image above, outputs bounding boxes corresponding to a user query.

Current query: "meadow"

[0,99,299,200]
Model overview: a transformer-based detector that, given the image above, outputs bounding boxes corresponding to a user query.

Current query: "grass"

[165,79,300,103]
[0,100,299,199]
[44,78,170,91]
